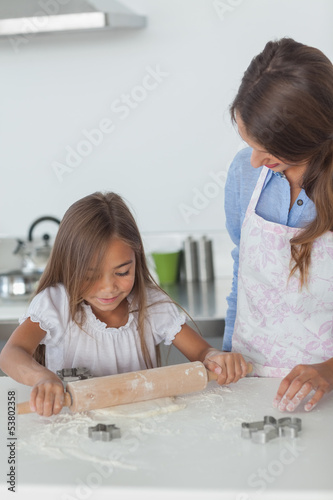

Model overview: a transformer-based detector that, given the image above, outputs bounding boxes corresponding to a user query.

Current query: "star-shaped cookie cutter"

[241,415,302,444]
[88,423,121,441]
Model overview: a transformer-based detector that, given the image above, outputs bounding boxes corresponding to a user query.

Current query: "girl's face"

[236,114,308,177]
[82,238,136,320]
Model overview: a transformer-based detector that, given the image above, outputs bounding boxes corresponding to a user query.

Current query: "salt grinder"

[198,236,214,281]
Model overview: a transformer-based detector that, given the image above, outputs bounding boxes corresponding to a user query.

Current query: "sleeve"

[223,147,260,351]
[19,284,70,347]
[146,288,187,346]
[223,153,242,351]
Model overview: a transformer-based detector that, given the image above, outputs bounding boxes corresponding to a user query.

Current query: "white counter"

[1,375,332,500]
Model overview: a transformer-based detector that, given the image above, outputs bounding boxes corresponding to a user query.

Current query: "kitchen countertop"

[0,301,28,323]
[0,277,232,323]
[161,277,231,321]
[1,375,332,500]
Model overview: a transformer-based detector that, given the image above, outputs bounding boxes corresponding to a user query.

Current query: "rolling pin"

[16,361,252,415]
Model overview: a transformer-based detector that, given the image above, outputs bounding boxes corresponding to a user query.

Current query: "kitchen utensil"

[151,251,180,284]
[15,216,61,274]
[17,360,253,414]
[241,415,302,444]
[183,236,199,282]
[198,236,214,281]
[56,367,93,387]
[0,216,61,299]
[0,270,42,300]
[88,424,121,441]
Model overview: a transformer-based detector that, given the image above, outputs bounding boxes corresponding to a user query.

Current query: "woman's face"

[236,114,308,177]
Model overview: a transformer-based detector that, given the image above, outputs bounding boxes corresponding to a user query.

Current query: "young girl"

[0,192,248,416]
[224,38,333,412]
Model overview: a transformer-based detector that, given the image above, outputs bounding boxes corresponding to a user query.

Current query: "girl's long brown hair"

[230,38,333,286]
[34,192,164,368]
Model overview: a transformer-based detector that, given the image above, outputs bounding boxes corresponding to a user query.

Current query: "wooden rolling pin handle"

[207,362,253,382]
[16,401,33,415]
[16,391,72,415]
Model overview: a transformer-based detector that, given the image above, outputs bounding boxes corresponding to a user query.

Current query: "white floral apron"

[232,167,333,377]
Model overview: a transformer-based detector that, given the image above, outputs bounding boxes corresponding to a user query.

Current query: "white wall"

[1,0,333,240]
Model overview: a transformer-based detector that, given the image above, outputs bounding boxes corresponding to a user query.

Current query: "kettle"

[14,216,61,274]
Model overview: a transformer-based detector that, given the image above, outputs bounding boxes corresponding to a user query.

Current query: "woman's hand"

[273,360,333,412]
[30,375,65,416]
[203,349,249,385]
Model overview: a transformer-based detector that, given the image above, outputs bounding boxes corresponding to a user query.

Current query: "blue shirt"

[223,147,316,351]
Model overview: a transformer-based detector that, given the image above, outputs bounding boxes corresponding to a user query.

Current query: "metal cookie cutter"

[241,415,302,444]
[88,423,121,442]
[277,417,302,438]
[56,367,93,387]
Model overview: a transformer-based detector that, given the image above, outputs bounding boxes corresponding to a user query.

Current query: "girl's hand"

[203,350,249,385]
[30,376,65,416]
[273,360,333,412]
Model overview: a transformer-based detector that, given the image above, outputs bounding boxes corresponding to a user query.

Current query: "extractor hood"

[0,0,147,36]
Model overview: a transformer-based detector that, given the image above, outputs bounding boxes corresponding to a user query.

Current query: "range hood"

[0,0,147,36]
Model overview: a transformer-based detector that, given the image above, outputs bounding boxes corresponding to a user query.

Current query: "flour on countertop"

[17,383,257,469]
[18,408,140,469]
[17,397,187,468]
[89,396,186,418]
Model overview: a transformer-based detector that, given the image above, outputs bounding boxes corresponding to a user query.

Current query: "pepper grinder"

[198,236,214,281]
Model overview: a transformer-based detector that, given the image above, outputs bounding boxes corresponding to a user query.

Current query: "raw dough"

[89,397,186,418]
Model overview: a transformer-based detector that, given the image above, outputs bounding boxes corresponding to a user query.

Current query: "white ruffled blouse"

[20,284,186,377]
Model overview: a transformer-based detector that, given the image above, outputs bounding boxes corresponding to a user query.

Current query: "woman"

[224,37,333,412]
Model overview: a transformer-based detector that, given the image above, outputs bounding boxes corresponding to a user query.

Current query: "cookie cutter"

[241,415,302,444]
[88,423,121,441]
[56,367,93,387]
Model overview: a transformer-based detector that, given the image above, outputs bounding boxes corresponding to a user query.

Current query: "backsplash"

[0,231,234,278]
[142,230,234,279]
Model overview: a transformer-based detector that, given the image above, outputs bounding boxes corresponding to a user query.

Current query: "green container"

[152,251,180,285]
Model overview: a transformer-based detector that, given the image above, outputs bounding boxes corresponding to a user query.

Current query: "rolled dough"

[89,397,186,418]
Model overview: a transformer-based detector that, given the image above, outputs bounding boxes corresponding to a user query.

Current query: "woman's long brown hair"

[230,37,333,286]
[34,192,163,368]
